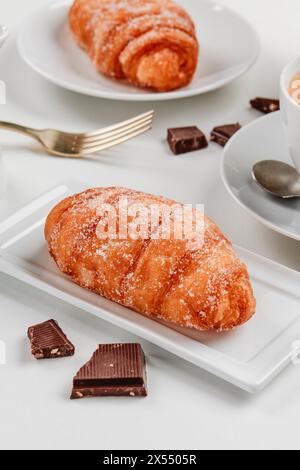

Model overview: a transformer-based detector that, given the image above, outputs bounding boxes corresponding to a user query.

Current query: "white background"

[0,0,300,450]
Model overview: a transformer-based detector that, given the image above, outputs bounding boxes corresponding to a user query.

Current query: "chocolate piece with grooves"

[71,343,147,399]
[27,319,75,359]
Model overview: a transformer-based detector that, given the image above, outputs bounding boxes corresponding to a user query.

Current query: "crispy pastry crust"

[69,0,199,92]
[45,187,256,332]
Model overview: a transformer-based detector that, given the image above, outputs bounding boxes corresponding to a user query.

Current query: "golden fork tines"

[0,110,155,157]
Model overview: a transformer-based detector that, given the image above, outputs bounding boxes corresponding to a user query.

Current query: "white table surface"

[0,0,300,451]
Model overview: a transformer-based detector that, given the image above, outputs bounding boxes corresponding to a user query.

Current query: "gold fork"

[0,110,154,157]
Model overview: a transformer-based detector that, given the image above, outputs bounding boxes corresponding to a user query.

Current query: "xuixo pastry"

[69,0,199,92]
[45,187,256,332]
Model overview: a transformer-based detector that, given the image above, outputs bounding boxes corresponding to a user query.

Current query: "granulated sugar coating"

[45,187,256,332]
[69,0,199,91]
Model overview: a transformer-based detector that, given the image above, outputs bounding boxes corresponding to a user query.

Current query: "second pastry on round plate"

[69,0,199,92]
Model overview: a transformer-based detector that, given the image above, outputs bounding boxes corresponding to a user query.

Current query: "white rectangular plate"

[0,183,300,393]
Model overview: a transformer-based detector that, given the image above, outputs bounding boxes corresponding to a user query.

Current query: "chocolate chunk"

[250,97,280,114]
[27,319,75,359]
[167,126,208,155]
[210,123,242,147]
[71,344,147,399]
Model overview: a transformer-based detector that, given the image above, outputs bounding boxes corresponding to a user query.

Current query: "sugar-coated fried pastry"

[69,0,199,92]
[45,187,256,332]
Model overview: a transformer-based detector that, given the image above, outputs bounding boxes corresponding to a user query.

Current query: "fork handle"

[0,121,40,141]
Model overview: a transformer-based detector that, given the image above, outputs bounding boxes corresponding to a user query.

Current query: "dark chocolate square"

[27,319,75,359]
[250,97,280,114]
[210,123,241,147]
[167,126,208,155]
[71,344,147,399]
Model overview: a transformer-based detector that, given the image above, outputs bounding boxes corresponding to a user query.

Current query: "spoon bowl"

[252,160,300,198]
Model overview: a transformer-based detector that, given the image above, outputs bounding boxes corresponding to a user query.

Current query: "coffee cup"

[280,57,300,173]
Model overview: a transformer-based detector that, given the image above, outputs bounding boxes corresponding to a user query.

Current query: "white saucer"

[222,112,300,241]
[17,0,260,101]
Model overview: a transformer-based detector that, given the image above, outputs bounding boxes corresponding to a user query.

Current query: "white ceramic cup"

[280,56,300,173]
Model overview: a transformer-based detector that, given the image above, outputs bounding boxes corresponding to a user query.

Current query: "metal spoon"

[252,160,300,198]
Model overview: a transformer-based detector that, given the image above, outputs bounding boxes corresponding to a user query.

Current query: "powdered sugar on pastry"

[69,0,199,92]
[45,187,256,332]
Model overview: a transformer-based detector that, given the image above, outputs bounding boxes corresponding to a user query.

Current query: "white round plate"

[17,0,260,102]
[222,112,300,241]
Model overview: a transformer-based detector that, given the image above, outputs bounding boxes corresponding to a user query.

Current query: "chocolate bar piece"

[210,123,241,147]
[71,344,147,399]
[27,319,75,359]
[167,126,208,155]
[250,97,280,114]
